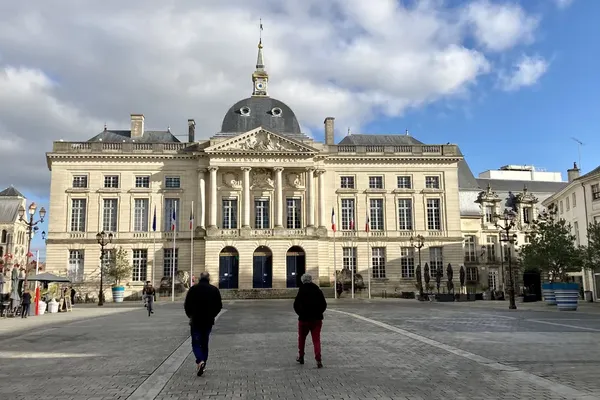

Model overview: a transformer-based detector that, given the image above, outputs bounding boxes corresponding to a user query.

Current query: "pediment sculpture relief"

[237,132,296,152]
[222,171,242,189]
[286,172,304,189]
[251,168,274,189]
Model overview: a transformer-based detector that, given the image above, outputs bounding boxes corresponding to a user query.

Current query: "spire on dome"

[252,19,268,96]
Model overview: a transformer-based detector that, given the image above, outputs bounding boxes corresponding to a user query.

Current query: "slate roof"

[337,134,424,146]
[0,199,21,223]
[0,187,24,197]
[458,160,480,190]
[87,129,180,143]
[219,97,310,140]
[577,165,600,181]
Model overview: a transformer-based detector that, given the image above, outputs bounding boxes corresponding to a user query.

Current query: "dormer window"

[271,107,282,117]
[240,106,251,116]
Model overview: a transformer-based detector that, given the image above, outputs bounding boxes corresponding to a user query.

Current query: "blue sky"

[0,0,597,259]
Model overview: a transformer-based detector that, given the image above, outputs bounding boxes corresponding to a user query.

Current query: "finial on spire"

[347,127,351,136]
[252,19,268,96]
[259,18,263,47]
[405,129,409,135]
[103,122,107,131]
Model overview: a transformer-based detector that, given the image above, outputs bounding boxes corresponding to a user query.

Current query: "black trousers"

[21,304,29,318]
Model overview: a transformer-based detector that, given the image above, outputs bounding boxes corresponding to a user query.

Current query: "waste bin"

[584,291,593,302]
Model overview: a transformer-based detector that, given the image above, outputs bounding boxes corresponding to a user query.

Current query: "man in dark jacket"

[293,273,327,368]
[184,271,222,377]
[21,289,32,318]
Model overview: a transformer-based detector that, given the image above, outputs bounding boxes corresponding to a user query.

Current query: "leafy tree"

[582,221,600,272]
[106,247,132,287]
[520,205,583,282]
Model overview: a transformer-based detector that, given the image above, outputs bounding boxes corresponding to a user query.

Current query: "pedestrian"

[144,282,156,315]
[184,271,222,377]
[70,287,76,305]
[293,273,327,368]
[21,289,32,318]
[142,281,150,308]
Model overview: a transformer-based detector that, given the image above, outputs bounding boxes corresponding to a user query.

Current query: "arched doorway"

[219,246,239,289]
[253,246,273,288]
[286,246,306,288]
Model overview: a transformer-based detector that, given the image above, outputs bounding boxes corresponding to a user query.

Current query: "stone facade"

[0,187,29,269]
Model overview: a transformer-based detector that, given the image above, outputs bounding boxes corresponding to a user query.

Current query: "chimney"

[131,114,144,138]
[567,162,580,182]
[324,117,335,145]
[188,119,196,143]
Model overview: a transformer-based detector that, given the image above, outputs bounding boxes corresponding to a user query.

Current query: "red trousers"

[298,320,322,361]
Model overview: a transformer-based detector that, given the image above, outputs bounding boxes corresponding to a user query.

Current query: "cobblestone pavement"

[2,299,600,399]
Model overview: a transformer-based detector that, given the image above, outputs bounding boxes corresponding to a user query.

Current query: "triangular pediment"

[205,128,318,154]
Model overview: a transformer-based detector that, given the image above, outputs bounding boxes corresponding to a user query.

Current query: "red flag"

[331,207,336,232]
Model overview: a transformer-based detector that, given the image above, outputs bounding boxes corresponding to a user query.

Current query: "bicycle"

[146,294,154,317]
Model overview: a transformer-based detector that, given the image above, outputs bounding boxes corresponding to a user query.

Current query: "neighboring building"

[0,186,29,268]
[458,164,568,293]
[45,41,467,297]
[543,163,600,300]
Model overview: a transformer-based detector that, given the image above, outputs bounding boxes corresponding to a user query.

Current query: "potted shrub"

[106,247,132,303]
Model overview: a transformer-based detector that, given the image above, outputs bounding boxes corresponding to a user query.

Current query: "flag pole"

[351,225,355,299]
[171,202,177,302]
[35,250,40,315]
[333,232,337,300]
[190,200,194,288]
[366,194,371,299]
[152,206,156,290]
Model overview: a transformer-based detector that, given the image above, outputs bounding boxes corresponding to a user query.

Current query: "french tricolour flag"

[365,210,370,233]
[171,208,177,231]
[331,207,336,232]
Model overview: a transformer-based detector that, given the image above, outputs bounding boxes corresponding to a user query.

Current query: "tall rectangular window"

[68,250,84,283]
[71,199,87,232]
[222,199,238,229]
[286,198,302,229]
[72,175,88,188]
[400,247,415,278]
[429,247,443,277]
[397,176,412,189]
[342,247,357,273]
[164,198,180,231]
[426,198,441,230]
[464,235,476,262]
[523,207,531,224]
[566,197,570,211]
[369,176,383,189]
[135,176,150,188]
[341,199,355,230]
[133,199,149,231]
[132,249,148,282]
[486,236,497,262]
[572,192,577,207]
[340,176,355,189]
[574,221,580,246]
[397,199,413,230]
[163,248,179,277]
[254,199,270,229]
[369,198,384,231]
[104,175,119,188]
[102,199,118,232]
[485,206,494,223]
[371,247,386,278]
[488,269,498,290]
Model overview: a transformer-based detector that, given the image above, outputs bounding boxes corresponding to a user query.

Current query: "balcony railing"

[51,142,190,154]
[328,144,459,156]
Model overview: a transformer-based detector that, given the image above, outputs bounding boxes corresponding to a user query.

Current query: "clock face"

[255,81,265,90]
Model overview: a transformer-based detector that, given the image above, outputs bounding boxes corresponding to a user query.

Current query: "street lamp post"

[18,203,46,287]
[494,210,518,310]
[96,231,113,306]
[410,235,425,299]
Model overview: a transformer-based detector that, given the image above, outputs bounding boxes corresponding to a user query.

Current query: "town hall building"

[45,41,467,297]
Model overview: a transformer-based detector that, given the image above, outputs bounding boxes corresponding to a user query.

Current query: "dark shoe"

[296,356,304,365]
[317,361,323,369]
[197,361,205,377]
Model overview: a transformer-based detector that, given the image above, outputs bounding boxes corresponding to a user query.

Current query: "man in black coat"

[184,271,222,377]
[293,273,327,368]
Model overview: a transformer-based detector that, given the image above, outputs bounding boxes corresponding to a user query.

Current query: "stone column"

[306,167,315,227]
[208,167,218,227]
[197,168,206,229]
[242,167,251,228]
[316,169,325,228]
[274,167,284,228]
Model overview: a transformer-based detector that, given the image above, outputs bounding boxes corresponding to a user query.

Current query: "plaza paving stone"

[1,299,600,399]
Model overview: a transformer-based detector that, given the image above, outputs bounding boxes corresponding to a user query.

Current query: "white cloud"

[0,0,546,195]
[555,0,575,9]
[499,55,549,92]
[464,0,539,52]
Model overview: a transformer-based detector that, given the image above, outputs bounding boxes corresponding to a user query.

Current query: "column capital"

[315,169,326,176]
[197,168,207,173]
[305,167,316,172]
[207,166,219,172]
[241,167,252,172]
[273,167,284,172]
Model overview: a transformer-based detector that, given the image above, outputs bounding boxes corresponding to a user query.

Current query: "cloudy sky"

[0,0,598,252]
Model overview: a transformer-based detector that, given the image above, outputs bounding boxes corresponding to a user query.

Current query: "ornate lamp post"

[96,231,113,306]
[494,210,518,310]
[410,235,425,298]
[18,202,46,287]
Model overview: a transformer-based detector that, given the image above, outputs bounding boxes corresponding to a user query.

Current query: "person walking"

[21,289,32,318]
[144,282,156,316]
[184,271,222,377]
[142,281,150,308]
[293,273,327,368]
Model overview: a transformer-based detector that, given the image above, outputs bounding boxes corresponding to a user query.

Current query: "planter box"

[112,286,125,303]
[554,283,579,311]
[435,294,455,302]
[542,283,556,306]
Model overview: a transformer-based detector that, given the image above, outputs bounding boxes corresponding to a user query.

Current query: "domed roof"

[220,96,302,136]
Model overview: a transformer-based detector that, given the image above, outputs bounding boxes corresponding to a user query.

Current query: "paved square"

[2,299,600,399]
